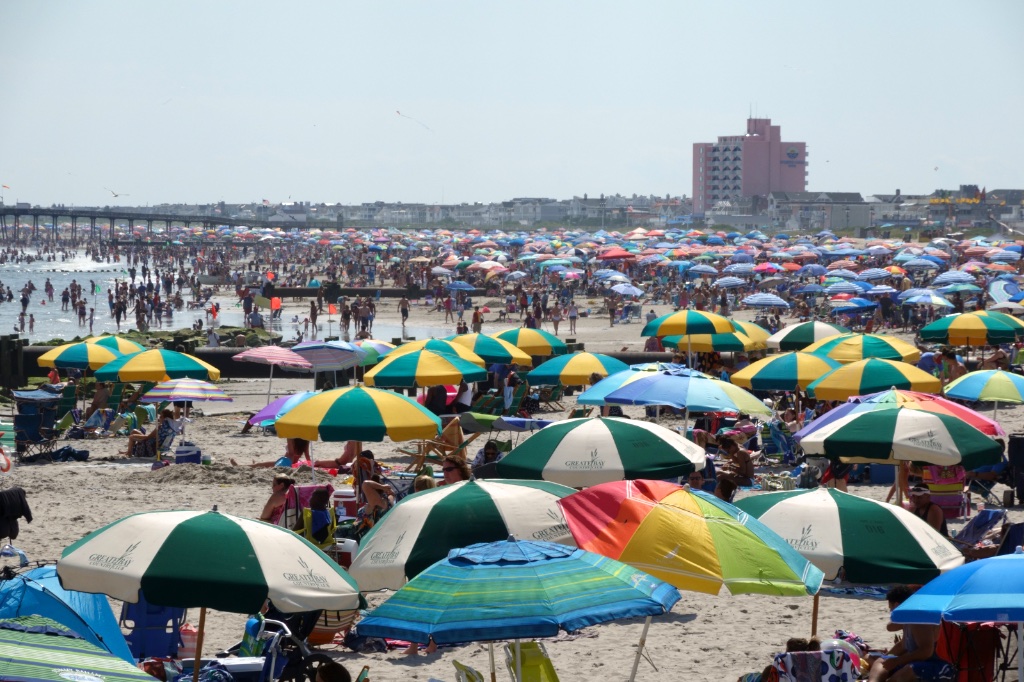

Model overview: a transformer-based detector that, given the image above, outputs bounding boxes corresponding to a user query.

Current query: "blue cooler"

[869,464,896,485]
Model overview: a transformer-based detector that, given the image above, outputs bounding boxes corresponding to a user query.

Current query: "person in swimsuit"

[259,474,295,525]
[716,438,755,488]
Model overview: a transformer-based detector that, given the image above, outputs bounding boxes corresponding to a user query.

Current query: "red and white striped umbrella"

[233,346,313,404]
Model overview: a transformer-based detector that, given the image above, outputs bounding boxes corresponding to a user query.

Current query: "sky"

[2,1,1022,208]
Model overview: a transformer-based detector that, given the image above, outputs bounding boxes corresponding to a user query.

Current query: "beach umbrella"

[802,332,920,364]
[766,321,849,351]
[731,319,771,346]
[904,292,954,308]
[353,339,396,366]
[357,538,680,682]
[919,312,1021,345]
[0,615,154,682]
[495,417,706,487]
[365,349,488,387]
[891,553,1024,680]
[735,488,962,634]
[558,480,823,595]
[989,301,1024,314]
[383,338,486,366]
[292,340,368,372]
[349,479,576,592]
[662,331,763,352]
[233,345,313,404]
[526,352,628,386]
[446,280,475,291]
[611,283,644,297]
[944,369,1024,422]
[85,335,146,354]
[731,352,842,391]
[94,349,220,382]
[640,309,734,338]
[602,371,772,416]
[742,293,789,308]
[38,342,122,371]
[274,385,441,441]
[713,276,747,289]
[445,333,533,366]
[58,508,360,682]
[798,408,1003,469]
[139,378,232,403]
[247,391,318,427]
[804,358,941,400]
[492,328,569,356]
[575,367,692,406]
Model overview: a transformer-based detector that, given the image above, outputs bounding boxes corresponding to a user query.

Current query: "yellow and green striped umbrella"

[38,342,122,370]
[731,352,842,391]
[492,328,569,356]
[801,333,921,364]
[663,331,763,353]
[94,349,221,382]
[383,338,486,366]
[641,310,734,338]
[805,358,941,400]
[446,333,533,366]
[85,335,146,354]
[919,311,1023,345]
[527,352,629,386]
[731,320,771,346]
[365,349,488,388]
[275,385,441,442]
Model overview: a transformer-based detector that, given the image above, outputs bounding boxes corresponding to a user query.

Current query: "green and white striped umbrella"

[734,488,963,584]
[495,417,705,488]
[349,479,576,591]
[766,321,849,351]
[58,508,360,614]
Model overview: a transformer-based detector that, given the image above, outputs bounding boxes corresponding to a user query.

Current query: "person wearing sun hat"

[909,485,947,537]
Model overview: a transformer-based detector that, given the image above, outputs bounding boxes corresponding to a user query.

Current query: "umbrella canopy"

[558,480,823,596]
[495,417,706,487]
[139,378,232,403]
[492,328,569,356]
[292,340,368,372]
[602,371,771,416]
[805,358,942,400]
[734,488,962,583]
[801,333,921,364]
[383,338,486,366]
[365,349,488,387]
[944,369,1024,404]
[94,349,220,382]
[58,508,360,614]
[353,339,397,366]
[0,615,153,682]
[274,385,441,442]
[446,333,533,366]
[641,310,734,338]
[349,479,576,591]
[85,335,146,354]
[799,408,1003,469]
[730,320,771,346]
[663,331,764,352]
[742,293,789,308]
[575,367,689,406]
[919,312,1021,345]
[357,538,680,644]
[766,321,849,351]
[731,352,842,391]
[38,342,122,371]
[247,391,318,427]
[233,345,312,371]
[526,352,629,386]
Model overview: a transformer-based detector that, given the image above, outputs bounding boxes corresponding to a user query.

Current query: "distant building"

[693,118,808,216]
[768,192,867,232]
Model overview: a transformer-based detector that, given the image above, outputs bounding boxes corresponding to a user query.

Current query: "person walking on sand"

[471,306,483,333]
[398,296,410,326]
[567,301,578,334]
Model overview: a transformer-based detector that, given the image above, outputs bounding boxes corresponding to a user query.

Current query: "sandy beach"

[6,297,1022,681]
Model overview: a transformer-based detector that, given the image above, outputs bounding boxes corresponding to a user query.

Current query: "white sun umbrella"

[233,346,313,404]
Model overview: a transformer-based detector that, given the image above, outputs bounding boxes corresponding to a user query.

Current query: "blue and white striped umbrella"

[742,293,789,308]
[825,282,862,295]
[713,276,747,289]
[689,264,719,275]
[856,268,891,281]
[903,293,954,308]
[723,263,754,274]
[827,269,860,279]
[866,285,899,295]
[904,258,941,270]
[989,250,1022,262]
[933,271,976,285]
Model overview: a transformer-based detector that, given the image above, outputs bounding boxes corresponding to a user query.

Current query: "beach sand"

[7,296,1022,681]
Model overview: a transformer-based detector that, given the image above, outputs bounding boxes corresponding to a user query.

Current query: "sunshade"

[383,338,486,366]
[602,371,771,416]
[247,391,318,427]
[730,352,841,391]
[558,480,823,596]
[274,385,441,442]
[766,321,849,351]
[140,378,232,403]
[349,479,576,591]
[944,369,1024,404]
[357,537,679,644]
[801,333,921,364]
[495,417,706,487]
[353,339,396,366]
[492,328,569,355]
[0,615,153,682]
[742,293,789,307]
[292,339,368,372]
[38,342,122,370]
[446,333,533,366]
[94,349,221,382]
[526,352,628,386]
[730,320,771,346]
[576,367,696,406]
[233,345,312,403]
[640,309,734,337]
[919,312,1020,345]
[798,408,1003,469]
[85,335,146,354]
[663,331,763,352]
[365,349,488,387]
[805,358,941,400]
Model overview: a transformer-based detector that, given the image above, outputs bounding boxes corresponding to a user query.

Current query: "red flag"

[1,185,9,189]
[328,304,337,315]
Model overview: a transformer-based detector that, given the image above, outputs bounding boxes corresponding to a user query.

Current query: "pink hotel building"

[692,118,807,216]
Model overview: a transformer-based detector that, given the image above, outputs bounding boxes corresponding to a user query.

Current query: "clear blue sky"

[2,1,1021,207]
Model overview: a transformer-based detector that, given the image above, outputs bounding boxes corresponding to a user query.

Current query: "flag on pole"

[329,304,337,315]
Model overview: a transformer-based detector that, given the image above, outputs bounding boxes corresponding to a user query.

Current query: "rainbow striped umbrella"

[85,335,146,354]
[730,352,841,391]
[94,349,221,382]
[38,342,122,370]
[354,339,396,366]
[640,309,734,338]
[140,378,232,403]
[274,385,441,442]
[801,333,921,364]
[559,480,823,596]
[446,333,533,366]
[526,352,629,386]
[492,328,568,356]
[805,358,942,400]
[365,350,487,388]
[383,338,486,366]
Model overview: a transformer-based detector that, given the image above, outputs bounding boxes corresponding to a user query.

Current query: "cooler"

[334,538,358,568]
[869,464,896,485]
[333,489,358,518]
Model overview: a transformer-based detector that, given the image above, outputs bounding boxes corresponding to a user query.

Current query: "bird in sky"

[104,188,129,198]
[396,110,432,132]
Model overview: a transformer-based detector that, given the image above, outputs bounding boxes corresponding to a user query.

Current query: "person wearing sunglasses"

[685,471,707,492]
[440,456,471,485]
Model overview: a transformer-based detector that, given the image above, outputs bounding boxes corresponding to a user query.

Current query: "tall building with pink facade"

[692,118,807,216]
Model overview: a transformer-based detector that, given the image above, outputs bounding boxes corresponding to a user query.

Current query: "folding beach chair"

[119,593,187,661]
[504,641,560,682]
[503,384,528,416]
[568,405,593,419]
[923,465,970,519]
[277,483,336,532]
[538,384,565,411]
[12,414,59,463]
[950,508,1007,553]
[454,660,485,682]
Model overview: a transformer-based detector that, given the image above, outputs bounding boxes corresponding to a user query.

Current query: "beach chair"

[55,383,78,420]
[568,405,593,419]
[277,483,336,532]
[12,414,59,462]
[504,641,560,682]
[771,650,857,681]
[399,416,480,472]
[453,660,486,682]
[951,508,1007,554]
[307,608,360,647]
[936,621,1002,682]
[538,384,565,411]
[923,465,970,519]
[119,594,187,661]
[503,384,528,416]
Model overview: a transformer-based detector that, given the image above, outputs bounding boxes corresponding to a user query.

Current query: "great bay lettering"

[564,449,605,470]
[532,523,569,542]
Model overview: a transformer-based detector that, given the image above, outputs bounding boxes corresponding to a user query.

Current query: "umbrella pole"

[628,615,652,682]
[489,641,497,682]
[1018,622,1022,682]
[811,593,819,636]
[266,364,274,405]
[516,638,522,682]
[192,606,207,682]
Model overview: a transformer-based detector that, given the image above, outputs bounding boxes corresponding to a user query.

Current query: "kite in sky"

[396,110,432,132]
